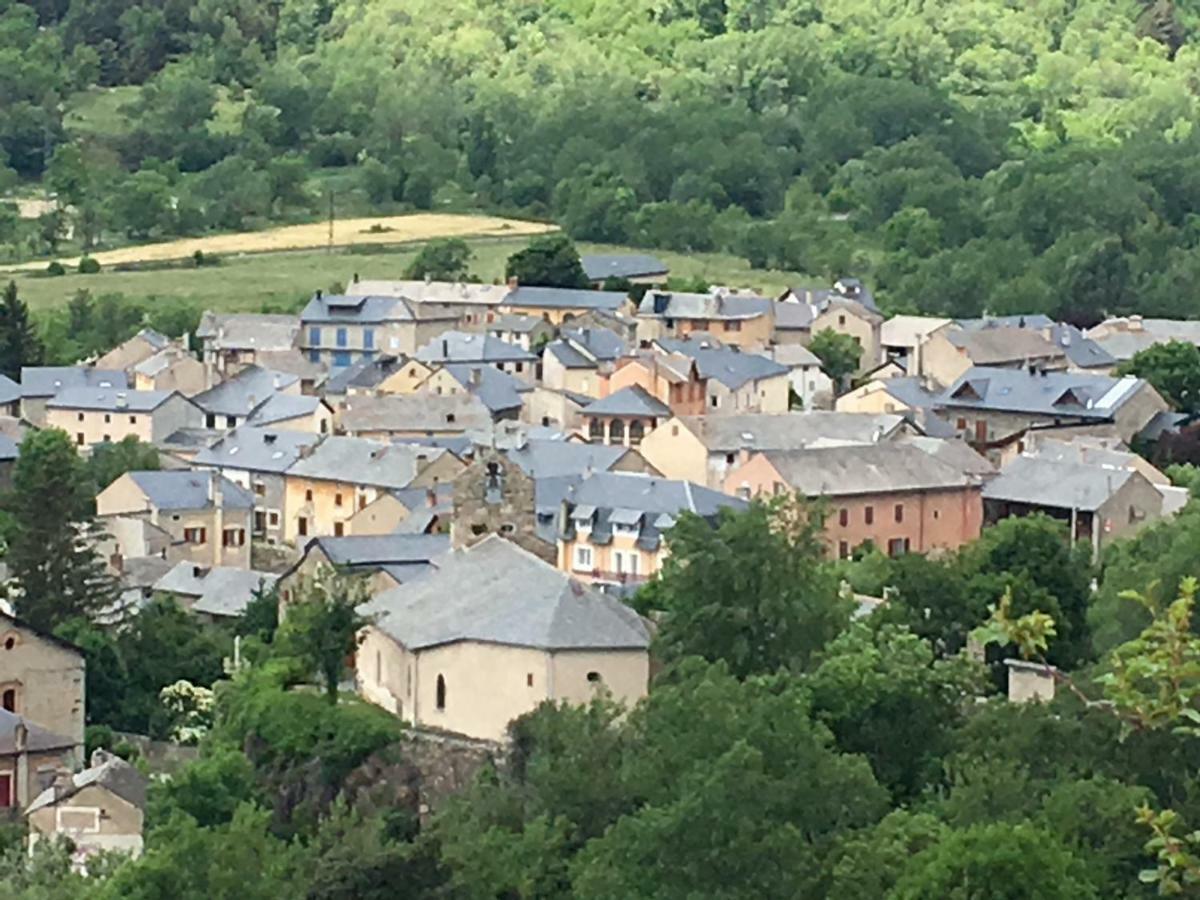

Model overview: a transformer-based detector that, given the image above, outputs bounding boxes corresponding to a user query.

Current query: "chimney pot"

[316,289,323,299]
[507,276,518,290]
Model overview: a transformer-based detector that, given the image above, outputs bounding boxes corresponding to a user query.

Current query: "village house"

[601,351,708,415]
[580,386,672,447]
[19,366,127,426]
[323,354,436,401]
[343,277,508,326]
[426,364,530,420]
[300,292,459,366]
[541,326,627,395]
[488,314,554,351]
[96,470,254,569]
[636,289,774,349]
[26,749,148,863]
[131,346,207,396]
[245,393,334,434]
[557,471,743,587]
[501,284,631,326]
[654,337,791,414]
[192,426,321,544]
[195,313,301,379]
[581,253,669,288]
[935,367,1169,457]
[153,562,278,622]
[47,388,203,450]
[982,452,1165,557]
[356,536,650,742]
[415,331,538,381]
[193,365,301,430]
[834,375,954,436]
[1085,315,1200,364]
[767,344,834,409]
[94,329,172,373]
[337,393,493,440]
[0,375,19,417]
[775,280,884,371]
[278,533,449,608]
[343,483,454,536]
[0,434,18,489]
[0,612,85,755]
[920,325,1067,387]
[879,315,952,374]
[0,711,78,812]
[638,411,912,487]
[282,437,463,542]
[724,442,984,558]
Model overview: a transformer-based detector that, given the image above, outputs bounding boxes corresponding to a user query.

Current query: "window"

[864,506,874,525]
[672,425,679,436]
[309,326,321,347]
[2,633,16,651]
[710,395,719,408]
[363,328,375,350]
[627,554,639,576]
[1,687,16,712]
[309,349,320,364]
[254,511,266,532]
[838,541,850,559]
[305,489,313,502]
[725,453,736,465]
[336,327,348,348]
[586,671,602,684]
[103,413,110,423]
[932,509,940,520]
[0,772,12,807]
[77,412,83,422]
[103,434,111,442]
[838,314,846,326]
[334,350,352,367]
[724,320,742,332]
[436,675,447,711]
[334,521,344,536]
[335,492,343,507]
[629,420,645,446]
[298,517,308,537]
[206,414,216,429]
[129,415,137,425]
[609,419,625,443]
[269,511,280,526]
[226,415,237,428]
[956,417,967,430]
[222,528,245,547]
[574,545,593,571]
[838,508,848,527]
[184,527,207,544]
[526,673,534,687]
[515,362,523,373]
[887,537,910,557]
[894,503,904,523]
[76,433,84,445]
[253,483,265,496]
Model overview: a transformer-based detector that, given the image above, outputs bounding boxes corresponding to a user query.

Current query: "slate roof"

[245,393,325,426]
[301,294,399,324]
[756,443,975,496]
[506,286,628,312]
[20,366,127,398]
[677,412,908,452]
[581,253,668,282]
[957,314,1055,331]
[982,455,1134,511]
[1046,324,1117,369]
[773,301,816,331]
[339,393,492,434]
[581,385,671,418]
[506,439,629,479]
[309,533,449,567]
[881,315,952,348]
[0,708,75,754]
[0,435,19,461]
[345,279,509,306]
[26,752,148,814]
[192,426,320,473]
[561,326,626,360]
[323,354,413,395]
[124,470,255,510]
[492,314,544,333]
[441,364,529,415]
[871,376,942,410]
[768,344,822,368]
[937,367,1145,419]
[943,327,1065,365]
[195,313,300,352]
[899,435,996,478]
[155,563,277,618]
[0,374,20,405]
[415,331,536,364]
[193,366,300,417]
[654,339,788,389]
[133,347,191,379]
[638,290,773,321]
[287,436,446,489]
[365,536,649,651]
[1086,318,1200,362]
[47,387,178,412]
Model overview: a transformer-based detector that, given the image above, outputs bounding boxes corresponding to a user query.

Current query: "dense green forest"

[4,0,1200,322]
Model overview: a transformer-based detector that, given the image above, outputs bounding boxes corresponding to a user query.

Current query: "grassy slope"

[12,239,805,312]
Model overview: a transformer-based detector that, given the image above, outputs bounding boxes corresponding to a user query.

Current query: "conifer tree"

[0,280,43,381]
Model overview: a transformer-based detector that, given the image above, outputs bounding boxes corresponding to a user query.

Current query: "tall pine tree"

[0,280,43,381]
[5,429,117,630]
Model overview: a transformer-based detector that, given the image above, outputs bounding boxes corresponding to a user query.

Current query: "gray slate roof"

[943,327,1064,365]
[0,708,75,754]
[415,331,536,364]
[245,393,325,426]
[566,472,741,518]
[300,294,455,325]
[125,471,254,510]
[196,313,300,351]
[20,366,127,398]
[310,533,449,567]
[561,326,626,360]
[753,444,974,496]
[899,436,996,478]
[679,412,908,452]
[365,536,649,651]
[507,286,628,312]
[0,374,19,405]
[937,367,1145,419]
[47,387,178,412]
[581,385,671,418]
[286,436,446,489]
[983,454,1134,511]
[154,562,277,618]
[0,434,18,460]
[581,253,668,281]
[26,752,148,814]
[339,393,492,434]
[638,290,772,320]
[492,314,544,333]
[654,339,788,389]
[193,366,300,417]
[323,354,411,395]
[1046,324,1116,369]
[441,364,529,415]
[872,376,942,411]
[192,426,320,473]
[506,439,629,479]
[957,314,1055,331]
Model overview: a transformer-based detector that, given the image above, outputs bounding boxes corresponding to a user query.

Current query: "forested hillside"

[4,0,1200,321]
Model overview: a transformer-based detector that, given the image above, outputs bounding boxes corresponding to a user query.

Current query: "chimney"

[273,373,281,389]
[15,721,27,753]
[297,443,315,459]
[442,339,449,357]
[469,367,481,387]
[1129,315,1144,332]
[352,273,359,283]
[507,276,518,290]
[193,565,202,578]
[426,487,437,508]
[316,289,323,299]
[425,272,432,285]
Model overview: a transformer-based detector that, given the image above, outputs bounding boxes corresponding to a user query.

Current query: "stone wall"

[449,447,555,563]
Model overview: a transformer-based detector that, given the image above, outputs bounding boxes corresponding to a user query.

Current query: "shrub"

[77,256,100,274]
[46,260,65,276]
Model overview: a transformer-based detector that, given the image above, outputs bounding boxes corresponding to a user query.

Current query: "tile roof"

[415,331,536,364]
[677,412,908,452]
[20,366,127,398]
[982,455,1135,511]
[125,470,255,510]
[936,367,1145,419]
[581,385,672,418]
[755,443,975,496]
[47,387,178,412]
[193,366,300,417]
[286,436,446,489]
[154,563,277,618]
[581,253,669,281]
[365,536,649,651]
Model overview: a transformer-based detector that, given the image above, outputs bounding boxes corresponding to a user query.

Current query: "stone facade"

[450,448,554,563]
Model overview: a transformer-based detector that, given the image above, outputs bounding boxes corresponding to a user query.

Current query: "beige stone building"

[357,536,650,742]
[635,290,774,349]
[0,613,85,756]
[27,750,147,862]
[920,326,1067,388]
[541,327,627,396]
[277,533,449,610]
[46,388,201,449]
[132,347,207,396]
[96,470,255,569]
[196,313,301,378]
[94,329,172,373]
[0,711,78,811]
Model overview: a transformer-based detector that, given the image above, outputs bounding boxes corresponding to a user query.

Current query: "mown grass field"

[11,237,805,312]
